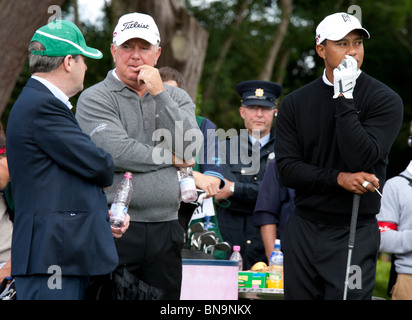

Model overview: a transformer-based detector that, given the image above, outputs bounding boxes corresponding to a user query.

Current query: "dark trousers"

[284,213,380,300]
[14,275,89,300]
[114,220,184,300]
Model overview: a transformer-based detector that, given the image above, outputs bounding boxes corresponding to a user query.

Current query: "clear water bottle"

[203,215,215,230]
[110,172,133,229]
[229,245,243,271]
[267,239,283,289]
[177,167,197,203]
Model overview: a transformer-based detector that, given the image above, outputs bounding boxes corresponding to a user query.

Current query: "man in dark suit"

[6,20,128,300]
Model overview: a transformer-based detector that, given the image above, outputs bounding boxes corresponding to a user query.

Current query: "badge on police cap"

[255,88,264,97]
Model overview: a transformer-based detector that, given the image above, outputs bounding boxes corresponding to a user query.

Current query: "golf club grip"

[348,194,361,248]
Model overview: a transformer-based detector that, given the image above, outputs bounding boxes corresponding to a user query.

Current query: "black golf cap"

[235,80,283,108]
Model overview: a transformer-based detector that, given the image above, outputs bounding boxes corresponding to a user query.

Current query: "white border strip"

[35,30,102,58]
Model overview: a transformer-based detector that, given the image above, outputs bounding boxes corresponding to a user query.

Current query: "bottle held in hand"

[110,172,133,229]
[177,167,197,203]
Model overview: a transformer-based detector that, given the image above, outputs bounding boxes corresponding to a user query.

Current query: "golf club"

[204,244,214,254]
[191,231,216,251]
[190,232,204,250]
[211,242,231,255]
[187,222,206,245]
[343,193,361,300]
[189,222,206,234]
[198,231,218,249]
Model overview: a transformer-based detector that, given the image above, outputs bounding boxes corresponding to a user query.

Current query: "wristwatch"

[229,183,235,195]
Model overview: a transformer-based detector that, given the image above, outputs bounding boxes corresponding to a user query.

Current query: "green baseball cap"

[30,20,102,59]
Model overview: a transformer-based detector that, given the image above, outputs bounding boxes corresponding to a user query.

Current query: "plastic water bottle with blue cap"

[203,215,215,230]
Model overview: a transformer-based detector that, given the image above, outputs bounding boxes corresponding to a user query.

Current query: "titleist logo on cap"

[121,20,150,32]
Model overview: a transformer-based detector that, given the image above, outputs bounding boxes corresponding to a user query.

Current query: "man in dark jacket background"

[215,80,282,270]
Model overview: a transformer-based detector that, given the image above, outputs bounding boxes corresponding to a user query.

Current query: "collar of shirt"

[407,160,412,175]
[322,68,362,86]
[31,75,72,110]
[112,69,120,82]
[249,132,270,148]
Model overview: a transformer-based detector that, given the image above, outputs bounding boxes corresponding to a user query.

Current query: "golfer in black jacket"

[275,12,403,299]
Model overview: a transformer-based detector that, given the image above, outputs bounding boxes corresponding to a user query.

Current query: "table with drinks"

[237,270,284,300]
[236,239,284,300]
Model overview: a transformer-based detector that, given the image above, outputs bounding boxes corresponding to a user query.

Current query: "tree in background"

[0,0,67,129]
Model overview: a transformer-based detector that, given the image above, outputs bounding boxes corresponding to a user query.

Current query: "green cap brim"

[31,29,103,59]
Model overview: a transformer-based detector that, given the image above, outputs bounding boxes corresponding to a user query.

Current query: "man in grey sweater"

[378,161,412,299]
[76,12,201,299]
[378,121,412,300]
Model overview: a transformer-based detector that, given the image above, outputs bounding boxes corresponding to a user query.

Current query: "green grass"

[373,253,392,300]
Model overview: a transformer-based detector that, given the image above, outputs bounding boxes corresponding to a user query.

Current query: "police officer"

[215,80,282,270]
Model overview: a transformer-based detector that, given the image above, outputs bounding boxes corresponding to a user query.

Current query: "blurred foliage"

[3,0,115,123]
[373,253,392,299]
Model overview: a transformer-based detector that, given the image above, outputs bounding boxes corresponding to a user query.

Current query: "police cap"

[235,80,283,108]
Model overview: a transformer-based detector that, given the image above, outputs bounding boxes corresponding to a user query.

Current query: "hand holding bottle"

[111,213,130,238]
